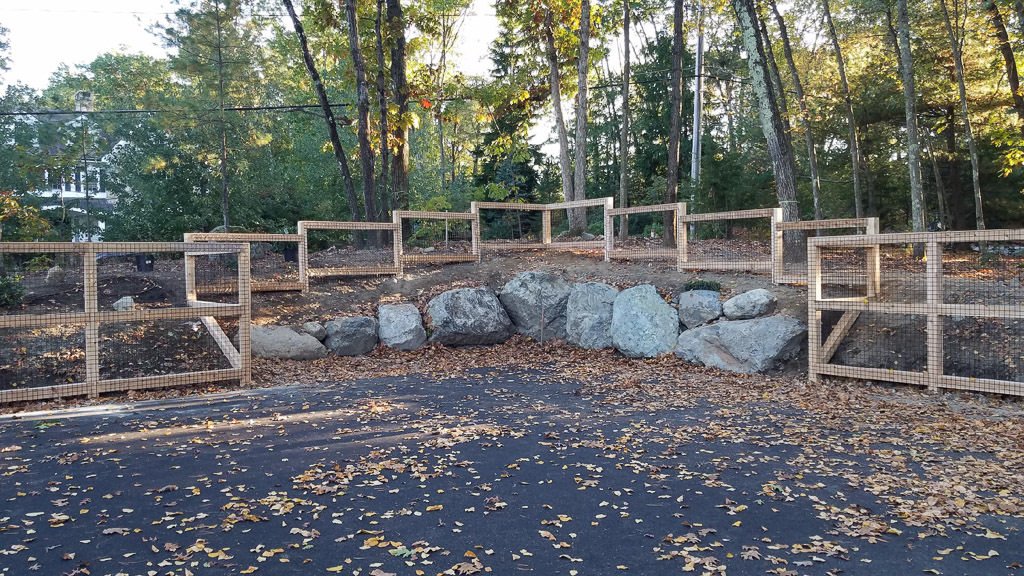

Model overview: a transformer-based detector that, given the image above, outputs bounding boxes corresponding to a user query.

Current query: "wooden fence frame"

[394,210,480,265]
[606,202,687,262]
[297,220,402,290]
[807,229,1024,396]
[471,198,614,258]
[676,207,778,273]
[772,215,880,285]
[184,232,303,292]
[0,241,251,404]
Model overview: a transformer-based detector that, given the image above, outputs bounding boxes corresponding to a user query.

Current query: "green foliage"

[24,255,54,273]
[0,274,24,308]
[682,279,721,293]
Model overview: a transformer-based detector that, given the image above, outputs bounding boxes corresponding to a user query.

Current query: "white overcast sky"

[1,0,499,90]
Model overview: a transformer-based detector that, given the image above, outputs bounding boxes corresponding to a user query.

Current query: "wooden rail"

[675,205,777,274]
[0,242,251,404]
[471,198,614,260]
[807,229,1024,397]
[606,203,686,262]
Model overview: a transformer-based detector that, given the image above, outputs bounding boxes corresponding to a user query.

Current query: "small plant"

[25,255,54,272]
[682,279,721,293]
[0,274,25,308]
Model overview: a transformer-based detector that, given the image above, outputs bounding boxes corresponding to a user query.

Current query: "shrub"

[682,279,721,293]
[0,274,25,308]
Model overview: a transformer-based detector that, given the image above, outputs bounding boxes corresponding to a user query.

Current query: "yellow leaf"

[326,566,345,573]
[240,567,258,574]
[425,505,443,512]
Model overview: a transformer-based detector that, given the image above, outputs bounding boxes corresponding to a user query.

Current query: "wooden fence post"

[926,241,943,392]
[237,244,252,385]
[542,210,552,245]
[771,207,784,284]
[866,217,881,297]
[83,244,99,398]
[807,240,822,384]
[676,202,688,271]
[297,222,309,292]
[603,197,613,262]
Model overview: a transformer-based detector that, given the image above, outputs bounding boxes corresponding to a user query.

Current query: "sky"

[0,0,499,90]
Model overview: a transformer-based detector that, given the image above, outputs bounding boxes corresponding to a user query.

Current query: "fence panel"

[808,229,1024,396]
[185,232,303,292]
[545,198,613,255]
[298,221,401,289]
[772,217,879,284]
[607,203,686,262]
[677,208,777,273]
[473,202,548,250]
[394,210,479,266]
[0,242,251,404]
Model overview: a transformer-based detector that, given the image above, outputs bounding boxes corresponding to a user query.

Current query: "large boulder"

[611,285,679,358]
[566,282,618,349]
[675,315,807,373]
[723,288,777,320]
[675,289,722,329]
[113,296,135,312]
[45,266,66,286]
[324,316,379,356]
[250,325,328,360]
[426,287,514,346]
[498,271,572,341]
[378,303,427,351]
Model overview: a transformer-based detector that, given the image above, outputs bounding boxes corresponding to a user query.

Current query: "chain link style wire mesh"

[0,242,251,403]
[677,209,776,274]
[394,211,479,267]
[809,230,1024,396]
[185,233,303,292]
[297,221,401,289]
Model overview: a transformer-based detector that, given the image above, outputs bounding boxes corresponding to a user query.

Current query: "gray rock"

[675,315,807,373]
[675,289,722,328]
[611,285,679,358]
[324,316,379,356]
[580,231,596,241]
[426,287,514,346]
[378,303,427,351]
[723,288,777,320]
[112,296,135,312]
[45,265,65,286]
[566,282,618,349]
[250,325,328,360]
[499,271,572,341]
[300,321,327,341]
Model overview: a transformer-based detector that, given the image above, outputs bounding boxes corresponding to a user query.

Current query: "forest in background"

[1,0,1024,243]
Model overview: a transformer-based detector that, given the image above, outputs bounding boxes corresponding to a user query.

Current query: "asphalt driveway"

[0,369,1020,575]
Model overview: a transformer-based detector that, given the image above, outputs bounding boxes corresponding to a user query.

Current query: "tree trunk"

[618,0,630,241]
[543,8,574,205]
[282,0,360,220]
[345,0,378,228]
[375,0,391,218]
[939,0,984,230]
[387,0,410,218]
[946,106,966,229]
[732,0,799,227]
[822,0,862,218]
[214,1,231,229]
[570,0,591,234]
[770,0,822,220]
[923,132,948,229]
[894,0,927,242]
[984,0,1024,133]
[665,0,684,247]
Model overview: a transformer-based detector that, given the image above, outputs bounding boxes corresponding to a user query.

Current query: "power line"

[0,102,351,117]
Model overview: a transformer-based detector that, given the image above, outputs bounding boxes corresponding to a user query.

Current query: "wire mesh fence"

[473,202,548,250]
[298,221,401,289]
[545,198,612,255]
[394,210,479,266]
[678,209,777,274]
[607,203,686,262]
[0,242,251,403]
[773,217,879,284]
[808,230,1024,396]
[185,232,303,292]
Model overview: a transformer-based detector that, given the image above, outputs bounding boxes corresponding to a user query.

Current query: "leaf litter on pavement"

[0,336,1021,575]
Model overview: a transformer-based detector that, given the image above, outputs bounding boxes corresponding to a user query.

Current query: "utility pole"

[689,10,704,195]
[75,90,94,240]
